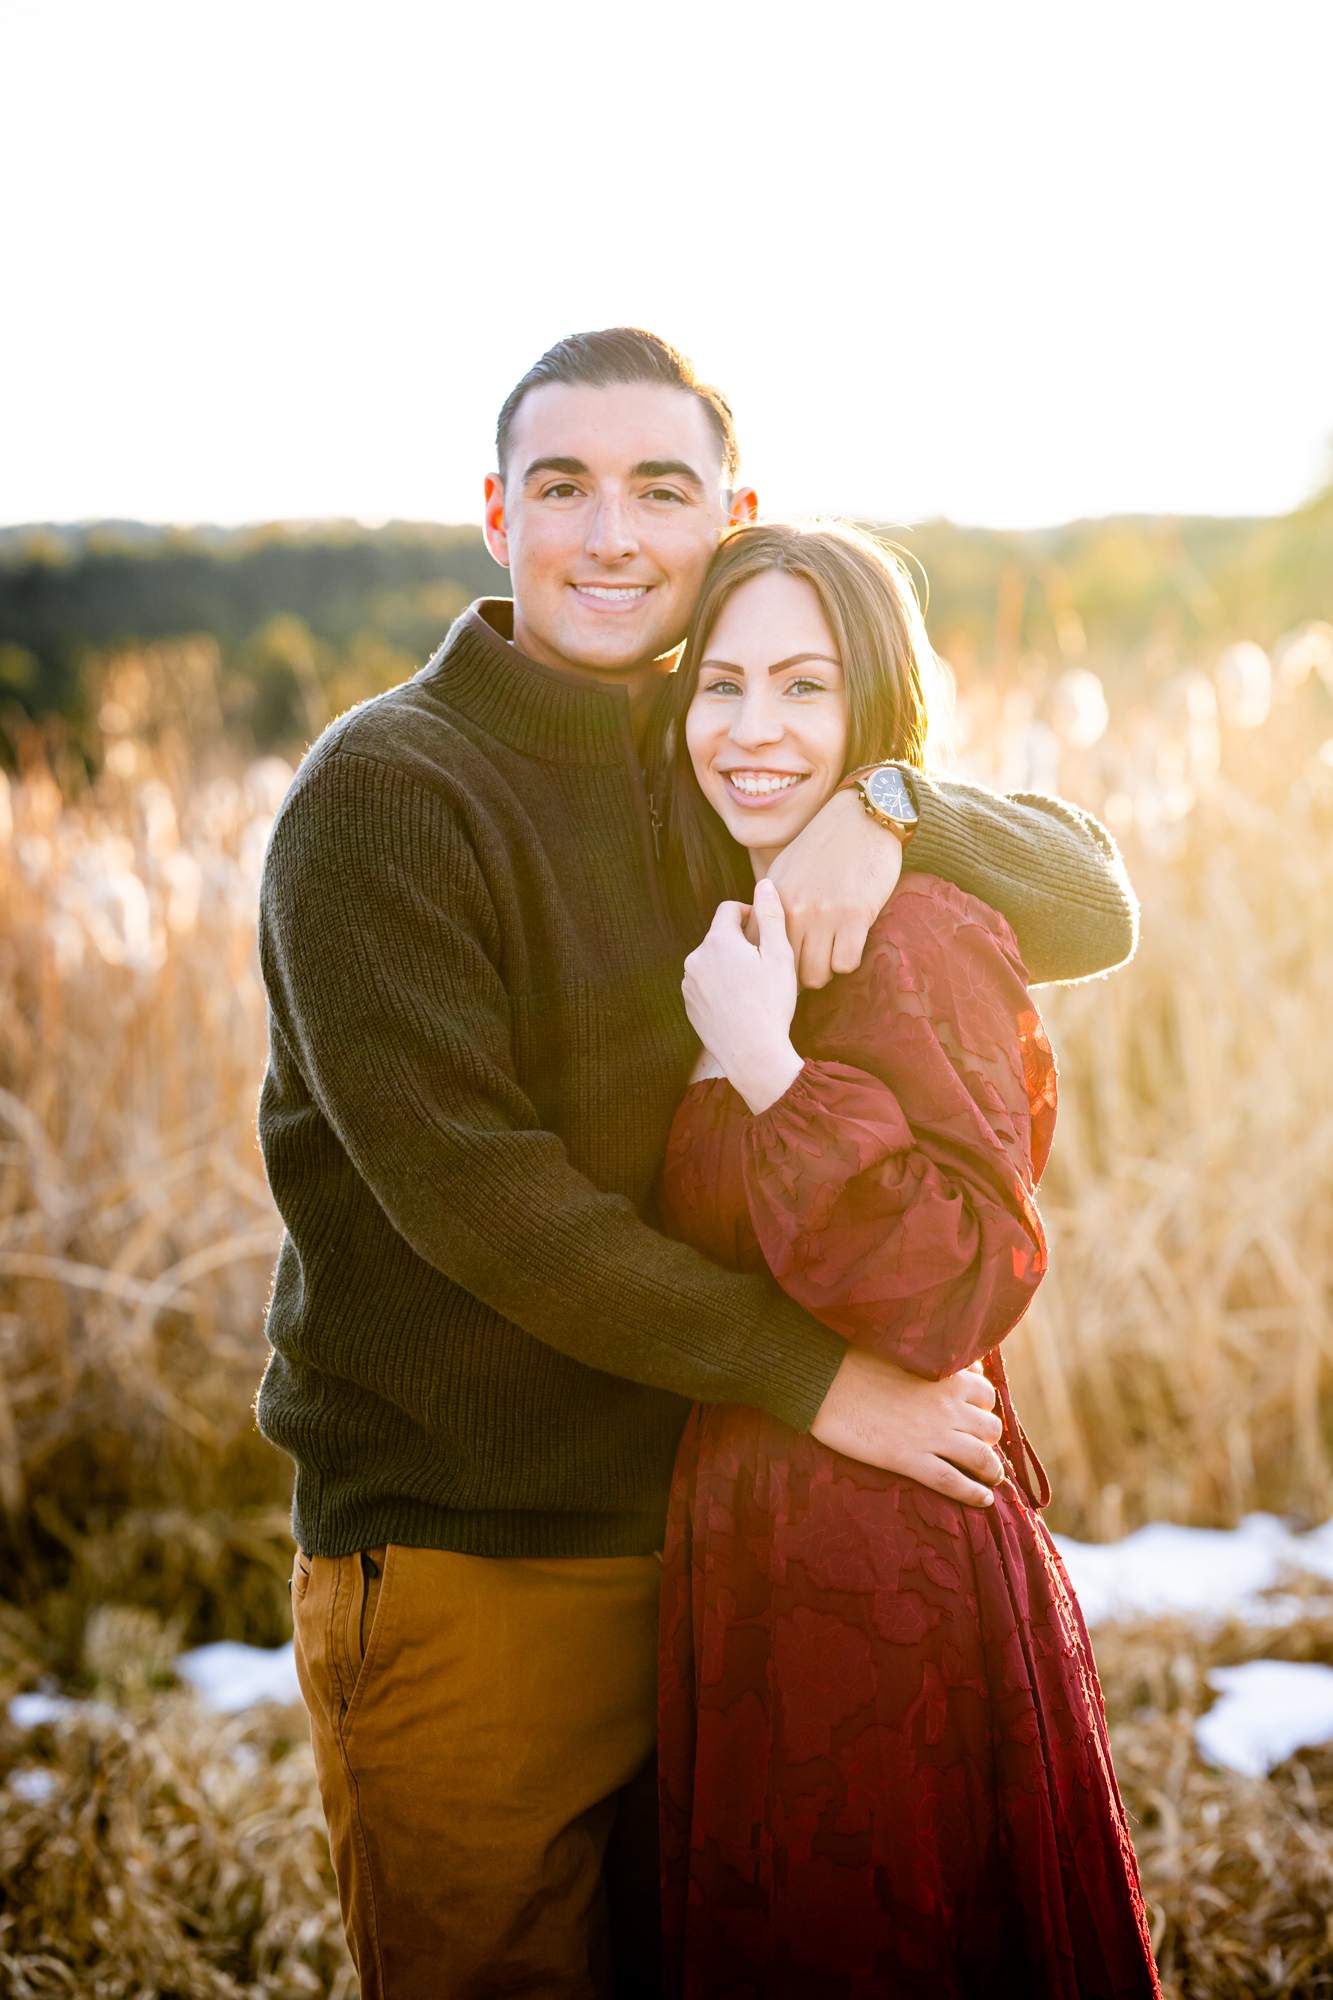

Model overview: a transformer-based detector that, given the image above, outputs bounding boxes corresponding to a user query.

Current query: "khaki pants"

[291,1542,662,1999]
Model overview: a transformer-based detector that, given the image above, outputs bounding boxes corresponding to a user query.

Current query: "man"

[258,329,1135,1999]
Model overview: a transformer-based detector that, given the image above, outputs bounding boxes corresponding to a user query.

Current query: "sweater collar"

[419,600,642,767]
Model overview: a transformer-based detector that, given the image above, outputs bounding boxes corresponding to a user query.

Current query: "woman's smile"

[719,767,810,803]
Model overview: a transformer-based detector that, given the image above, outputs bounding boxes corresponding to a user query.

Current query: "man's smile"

[570,583,651,606]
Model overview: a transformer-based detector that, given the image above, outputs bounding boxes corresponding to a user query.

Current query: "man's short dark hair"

[495,327,740,486]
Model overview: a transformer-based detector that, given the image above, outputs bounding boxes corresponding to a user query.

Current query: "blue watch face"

[865,766,917,823]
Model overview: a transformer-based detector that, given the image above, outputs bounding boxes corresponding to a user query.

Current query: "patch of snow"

[1053,1512,1333,1629]
[9,1692,73,1728]
[8,1692,116,1730]
[175,1639,301,1713]
[7,1765,59,1803]
[1195,1660,1333,1776]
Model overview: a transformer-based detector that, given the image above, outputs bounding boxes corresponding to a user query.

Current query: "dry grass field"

[0,627,1331,1994]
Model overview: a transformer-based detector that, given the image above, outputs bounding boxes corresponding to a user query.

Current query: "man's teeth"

[578,585,648,599]
[729,773,803,796]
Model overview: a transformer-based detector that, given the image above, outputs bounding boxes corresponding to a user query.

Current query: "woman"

[647,522,1158,1998]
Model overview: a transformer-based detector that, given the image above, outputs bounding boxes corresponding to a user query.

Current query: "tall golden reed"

[1008,708,1333,1539]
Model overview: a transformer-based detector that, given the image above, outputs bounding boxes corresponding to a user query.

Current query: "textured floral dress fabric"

[657,876,1158,1999]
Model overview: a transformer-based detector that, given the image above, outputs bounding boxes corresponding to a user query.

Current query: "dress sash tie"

[983,1345,1051,1510]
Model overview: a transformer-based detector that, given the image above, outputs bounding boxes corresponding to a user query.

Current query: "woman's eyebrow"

[700,652,841,676]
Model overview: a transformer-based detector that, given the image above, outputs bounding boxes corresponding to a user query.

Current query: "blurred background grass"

[0,497,1330,1993]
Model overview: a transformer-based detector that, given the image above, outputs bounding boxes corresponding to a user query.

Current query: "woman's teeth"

[728,773,803,796]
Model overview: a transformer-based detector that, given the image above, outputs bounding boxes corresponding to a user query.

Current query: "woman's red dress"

[657,875,1158,1999]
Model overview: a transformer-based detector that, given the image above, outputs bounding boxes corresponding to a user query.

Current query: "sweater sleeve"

[259,750,848,1429]
[900,766,1138,985]
[739,880,1054,1377]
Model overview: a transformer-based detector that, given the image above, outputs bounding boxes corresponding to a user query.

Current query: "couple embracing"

[257,328,1159,1998]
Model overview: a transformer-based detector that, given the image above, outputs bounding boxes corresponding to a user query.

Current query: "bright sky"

[3,0,1330,532]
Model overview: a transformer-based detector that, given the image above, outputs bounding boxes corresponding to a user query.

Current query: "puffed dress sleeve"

[740,876,1057,1385]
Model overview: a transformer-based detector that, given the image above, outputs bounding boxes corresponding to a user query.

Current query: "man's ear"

[728,486,759,528]
[483,474,511,568]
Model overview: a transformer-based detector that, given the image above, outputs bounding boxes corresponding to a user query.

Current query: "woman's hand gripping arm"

[681,878,804,1115]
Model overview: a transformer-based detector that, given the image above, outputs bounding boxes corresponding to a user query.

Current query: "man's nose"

[584,493,639,565]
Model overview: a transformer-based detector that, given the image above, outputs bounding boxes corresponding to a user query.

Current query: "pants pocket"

[339,1545,392,1730]
[356,1546,387,1667]
[290,1552,339,1738]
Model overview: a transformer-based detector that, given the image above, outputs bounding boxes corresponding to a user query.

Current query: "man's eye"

[541,482,581,499]
[644,487,685,504]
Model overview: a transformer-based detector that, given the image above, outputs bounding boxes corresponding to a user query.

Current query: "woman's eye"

[788,678,828,696]
[701,677,742,697]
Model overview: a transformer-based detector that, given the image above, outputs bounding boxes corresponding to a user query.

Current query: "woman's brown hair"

[645,519,937,930]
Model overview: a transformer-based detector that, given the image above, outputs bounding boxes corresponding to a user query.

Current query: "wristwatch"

[837,763,919,844]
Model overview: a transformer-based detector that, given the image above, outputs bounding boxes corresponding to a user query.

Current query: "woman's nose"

[731,693,785,748]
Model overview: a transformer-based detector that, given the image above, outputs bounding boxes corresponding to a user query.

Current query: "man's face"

[484,382,757,682]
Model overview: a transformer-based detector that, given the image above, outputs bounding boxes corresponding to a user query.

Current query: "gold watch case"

[844,763,919,841]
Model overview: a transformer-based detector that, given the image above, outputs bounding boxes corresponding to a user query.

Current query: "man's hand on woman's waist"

[809,1348,1005,1507]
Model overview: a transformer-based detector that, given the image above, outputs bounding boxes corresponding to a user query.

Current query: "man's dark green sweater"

[256,602,1136,1559]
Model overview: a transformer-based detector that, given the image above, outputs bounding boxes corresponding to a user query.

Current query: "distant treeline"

[1,493,1330,753]
[0,523,509,745]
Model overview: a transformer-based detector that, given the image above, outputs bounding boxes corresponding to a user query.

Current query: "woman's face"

[685,569,848,864]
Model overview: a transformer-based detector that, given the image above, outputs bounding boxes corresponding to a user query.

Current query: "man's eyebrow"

[523,456,589,482]
[700,652,842,676]
[520,455,708,489]
[632,459,706,489]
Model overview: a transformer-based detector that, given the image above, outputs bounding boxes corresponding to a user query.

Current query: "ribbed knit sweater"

[256,602,1136,1559]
